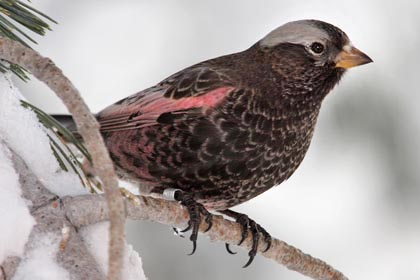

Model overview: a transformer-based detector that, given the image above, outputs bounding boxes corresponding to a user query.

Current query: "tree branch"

[0,144,105,280]
[0,37,125,280]
[64,194,349,280]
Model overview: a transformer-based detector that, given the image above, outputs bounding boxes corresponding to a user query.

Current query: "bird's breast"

[196,89,320,208]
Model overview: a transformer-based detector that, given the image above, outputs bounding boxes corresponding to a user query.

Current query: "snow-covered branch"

[0,37,125,280]
[0,141,145,280]
[6,148,104,279]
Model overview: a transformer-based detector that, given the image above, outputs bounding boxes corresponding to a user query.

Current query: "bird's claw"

[236,214,251,246]
[222,211,272,267]
[259,226,272,253]
[225,243,237,255]
[173,190,213,255]
[172,227,185,238]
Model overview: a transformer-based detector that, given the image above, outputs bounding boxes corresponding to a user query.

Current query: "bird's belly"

[103,112,315,210]
[198,133,313,209]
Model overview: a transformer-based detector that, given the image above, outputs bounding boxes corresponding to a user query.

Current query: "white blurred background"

[15,1,420,279]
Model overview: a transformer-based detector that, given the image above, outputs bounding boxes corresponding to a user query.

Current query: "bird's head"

[258,20,372,96]
[260,19,372,69]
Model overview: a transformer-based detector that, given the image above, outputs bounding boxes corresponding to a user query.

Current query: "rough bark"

[64,194,348,280]
[0,147,105,280]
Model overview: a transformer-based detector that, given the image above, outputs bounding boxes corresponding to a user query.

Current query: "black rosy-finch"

[55,19,372,266]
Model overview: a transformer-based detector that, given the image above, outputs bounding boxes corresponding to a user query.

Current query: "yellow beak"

[335,46,373,69]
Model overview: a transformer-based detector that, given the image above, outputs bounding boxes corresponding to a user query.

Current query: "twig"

[0,37,125,280]
[64,194,349,280]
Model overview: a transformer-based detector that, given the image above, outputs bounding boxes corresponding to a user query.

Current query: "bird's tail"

[51,114,81,140]
[52,114,76,130]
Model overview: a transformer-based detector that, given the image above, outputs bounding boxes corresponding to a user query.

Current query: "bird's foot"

[220,209,272,268]
[161,188,213,255]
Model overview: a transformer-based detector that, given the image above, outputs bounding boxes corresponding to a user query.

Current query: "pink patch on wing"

[98,86,235,132]
[144,86,234,113]
[175,86,234,109]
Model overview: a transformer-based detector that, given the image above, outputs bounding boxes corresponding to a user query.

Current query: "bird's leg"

[153,187,213,255]
[219,209,272,268]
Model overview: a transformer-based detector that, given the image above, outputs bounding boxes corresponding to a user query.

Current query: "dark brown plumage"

[55,19,372,266]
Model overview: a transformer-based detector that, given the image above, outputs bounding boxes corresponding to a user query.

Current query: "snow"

[0,72,146,279]
[0,73,88,197]
[81,222,148,280]
[12,233,70,280]
[0,143,35,263]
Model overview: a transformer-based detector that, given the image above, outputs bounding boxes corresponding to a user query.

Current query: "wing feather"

[97,67,235,133]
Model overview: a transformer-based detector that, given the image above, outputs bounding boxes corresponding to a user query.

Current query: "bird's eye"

[310,42,325,54]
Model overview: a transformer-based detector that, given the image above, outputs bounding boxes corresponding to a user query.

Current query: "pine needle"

[21,100,97,191]
[0,0,56,81]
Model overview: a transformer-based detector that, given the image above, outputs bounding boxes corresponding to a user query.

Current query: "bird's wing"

[97,67,236,133]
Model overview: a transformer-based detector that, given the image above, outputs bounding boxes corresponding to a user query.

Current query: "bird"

[55,19,372,267]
